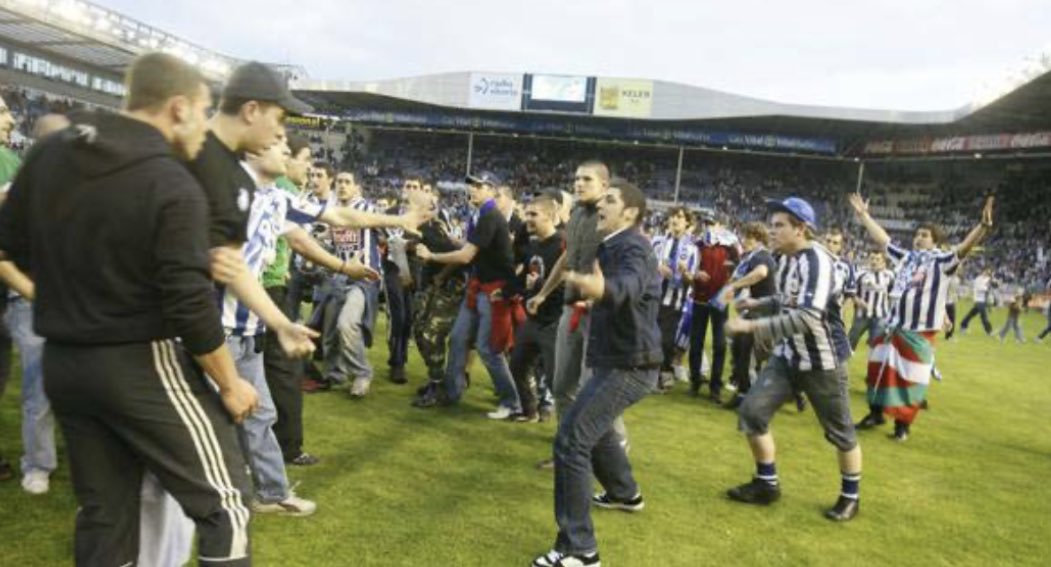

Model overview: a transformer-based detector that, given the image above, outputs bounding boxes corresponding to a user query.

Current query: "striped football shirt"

[653,233,699,310]
[854,268,895,320]
[885,242,960,332]
[220,182,325,336]
[756,243,850,371]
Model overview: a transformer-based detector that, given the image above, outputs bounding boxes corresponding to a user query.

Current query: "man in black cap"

[416,171,521,418]
[183,61,425,518]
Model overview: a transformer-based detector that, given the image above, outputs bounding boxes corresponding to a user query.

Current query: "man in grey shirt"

[529,161,628,468]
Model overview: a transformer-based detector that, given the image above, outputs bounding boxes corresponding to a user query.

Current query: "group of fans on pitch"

[0,53,995,567]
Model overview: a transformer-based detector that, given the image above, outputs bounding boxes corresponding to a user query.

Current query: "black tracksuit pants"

[264,286,304,461]
[45,339,252,566]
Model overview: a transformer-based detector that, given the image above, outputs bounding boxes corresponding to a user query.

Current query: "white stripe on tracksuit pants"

[43,338,252,566]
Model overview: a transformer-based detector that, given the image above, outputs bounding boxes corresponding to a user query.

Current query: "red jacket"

[693,241,739,303]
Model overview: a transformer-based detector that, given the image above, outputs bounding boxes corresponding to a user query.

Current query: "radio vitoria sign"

[468,73,523,111]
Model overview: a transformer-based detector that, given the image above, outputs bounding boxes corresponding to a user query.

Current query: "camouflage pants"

[413,280,465,382]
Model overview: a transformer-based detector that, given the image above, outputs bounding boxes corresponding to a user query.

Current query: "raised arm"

[848,193,891,249]
[954,196,995,259]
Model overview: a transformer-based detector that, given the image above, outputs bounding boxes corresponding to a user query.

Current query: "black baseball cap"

[222,61,313,116]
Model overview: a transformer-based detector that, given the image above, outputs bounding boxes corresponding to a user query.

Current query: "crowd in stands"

[289,126,1050,296]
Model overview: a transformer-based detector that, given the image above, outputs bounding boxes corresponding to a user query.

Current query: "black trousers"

[689,302,728,392]
[264,286,304,461]
[730,332,759,394]
[960,301,992,334]
[45,339,251,566]
[657,304,683,372]
[383,270,413,370]
[0,291,11,397]
[509,318,559,416]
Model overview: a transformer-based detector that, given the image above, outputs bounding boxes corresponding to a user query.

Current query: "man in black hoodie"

[532,179,661,567]
[0,53,259,566]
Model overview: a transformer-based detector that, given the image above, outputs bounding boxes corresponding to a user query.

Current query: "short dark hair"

[742,222,768,245]
[123,52,207,112]
[916,222,946,245]
[578,160,610,182]
[610,177,646,226]
[528,194,558,220]
[667,205,692,224]
[825,227,844,238]
[311,161,335,180]
[287,133,311,158]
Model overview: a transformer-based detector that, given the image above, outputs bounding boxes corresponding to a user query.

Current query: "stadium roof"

[0,0,305,80]
[293,70,1051,147]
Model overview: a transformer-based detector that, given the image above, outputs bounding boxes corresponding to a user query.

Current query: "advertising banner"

[468,73,523,111]
[592,78,654,118]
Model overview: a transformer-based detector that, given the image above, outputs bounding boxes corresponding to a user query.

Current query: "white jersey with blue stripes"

[220,182,325,336]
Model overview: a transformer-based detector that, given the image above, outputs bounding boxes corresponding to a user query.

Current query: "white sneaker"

[486,406,514,420]
[349,377,371,399]
[673,365,688,383]
[252,491,317,516]
[21,470,49,495]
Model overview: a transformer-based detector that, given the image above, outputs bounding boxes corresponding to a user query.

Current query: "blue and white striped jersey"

[854,268,895,319]
[885,243,960,332]
[323,197,382,271]
[220,182,325,336]
[767,243,851,371]
[652,233,699,310]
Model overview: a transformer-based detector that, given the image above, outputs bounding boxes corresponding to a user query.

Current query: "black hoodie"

[0,111,224,355]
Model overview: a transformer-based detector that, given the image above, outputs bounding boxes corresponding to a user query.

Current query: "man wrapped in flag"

[848,193,994,442]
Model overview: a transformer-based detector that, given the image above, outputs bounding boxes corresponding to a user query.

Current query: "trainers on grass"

[592,492,644,512]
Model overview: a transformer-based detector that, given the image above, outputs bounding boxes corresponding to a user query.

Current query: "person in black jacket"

[0,53,259,566]
[532,179,660,567]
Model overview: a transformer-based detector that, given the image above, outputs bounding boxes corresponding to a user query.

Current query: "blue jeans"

[443,294,520,410]
[848,315,886,350]
[553,366,657,555]
[4,297,56,475]
[226,335,289,503]
[961,301,992,334]
[321,281,379,384]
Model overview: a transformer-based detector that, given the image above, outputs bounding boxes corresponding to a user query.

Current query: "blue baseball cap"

[765,197,817,228]
[465,170,502,186]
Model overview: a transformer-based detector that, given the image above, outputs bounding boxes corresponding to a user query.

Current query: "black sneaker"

[824,496,859,522]
[286,453,320,466]
[891,422,910,442]
[0,457,13,482]
[511,411,540,423]
[592,492,645,512]
[855,413,886,429]
[538,406,554,423]
[723,394,745,410]
[795,394,808,413]
[389,366,407,384]
[532,550,601,567]
[727,478,781,505]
